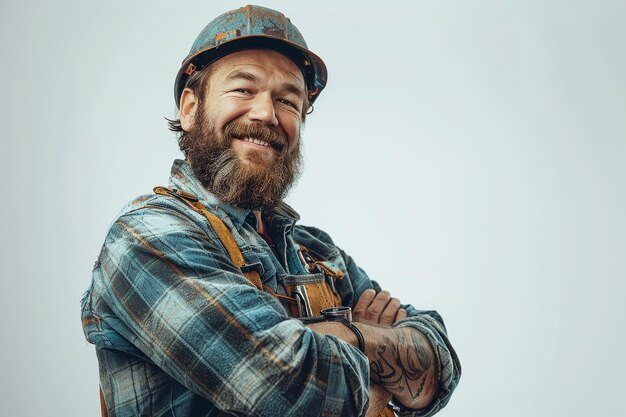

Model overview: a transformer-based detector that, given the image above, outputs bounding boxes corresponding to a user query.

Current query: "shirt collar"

[167,159,300,230]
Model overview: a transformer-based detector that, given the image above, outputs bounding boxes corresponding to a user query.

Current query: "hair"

[166,65,216,136]
[166,60,314,140]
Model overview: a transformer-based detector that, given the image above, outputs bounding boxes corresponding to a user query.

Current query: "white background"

[1,1,624,416]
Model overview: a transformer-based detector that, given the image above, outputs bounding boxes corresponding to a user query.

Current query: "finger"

[365,290,392,323]
[353,289,376,319]
[395,308,408,322]
[379,297,402,326]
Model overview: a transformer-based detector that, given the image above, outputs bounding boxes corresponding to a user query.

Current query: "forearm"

[307,322,390,417]
[365,327,437,410]
[308,321,438,410]
[351,283,461,414]
[311,238,461,415]
[103,284,370,415]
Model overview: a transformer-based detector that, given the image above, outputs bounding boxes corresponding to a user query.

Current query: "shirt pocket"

[278,273,342,318]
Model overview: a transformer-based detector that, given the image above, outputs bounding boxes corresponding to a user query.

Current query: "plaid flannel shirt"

[81,159,460,417]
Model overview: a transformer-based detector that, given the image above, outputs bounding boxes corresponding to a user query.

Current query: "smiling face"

[178,49,306,209]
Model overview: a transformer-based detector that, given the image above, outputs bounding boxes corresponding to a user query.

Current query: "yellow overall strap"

[99,386,108,417]
[381,405,397,417]
[153,186,263,290]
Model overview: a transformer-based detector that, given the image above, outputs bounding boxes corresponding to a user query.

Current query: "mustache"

[224,121,288,152]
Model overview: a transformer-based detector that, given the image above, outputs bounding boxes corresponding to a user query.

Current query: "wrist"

[353,322,395,357]
[321,307,365,354]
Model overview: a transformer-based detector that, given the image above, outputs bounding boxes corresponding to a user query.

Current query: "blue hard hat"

[174,5,328,108]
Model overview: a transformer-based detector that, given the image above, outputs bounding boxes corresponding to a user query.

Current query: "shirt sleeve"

[91,205,371,417]
[338,246,462,417]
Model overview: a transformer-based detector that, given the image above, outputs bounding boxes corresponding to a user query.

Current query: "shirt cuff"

[390,315,462,417]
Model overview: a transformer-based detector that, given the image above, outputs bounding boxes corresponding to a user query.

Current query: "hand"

[362,326,437,410]
[353,289,407,326]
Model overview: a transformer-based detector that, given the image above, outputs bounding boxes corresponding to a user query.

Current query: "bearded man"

[81,5,460,417]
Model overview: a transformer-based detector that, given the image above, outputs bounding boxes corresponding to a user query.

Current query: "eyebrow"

[226,70,304,98]
[283,82,304,99]
[227,70,257,83]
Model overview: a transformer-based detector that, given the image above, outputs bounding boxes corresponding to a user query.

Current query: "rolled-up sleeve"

[338,248,461,417]
[91,206,370,417]
[391,311,461,417]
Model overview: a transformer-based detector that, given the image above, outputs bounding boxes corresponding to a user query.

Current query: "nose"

[247,92,279,126]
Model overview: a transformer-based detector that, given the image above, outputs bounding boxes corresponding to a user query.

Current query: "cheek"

[281,115,302,148]
[209,100,249,128]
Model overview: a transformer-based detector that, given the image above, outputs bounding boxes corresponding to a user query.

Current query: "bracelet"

[320,307,365,354]
[337,318,366,354]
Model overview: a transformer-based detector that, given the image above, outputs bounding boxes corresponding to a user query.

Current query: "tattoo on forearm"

[369,332,433,400]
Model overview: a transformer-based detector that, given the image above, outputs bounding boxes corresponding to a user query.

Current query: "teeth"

[243,137,271,147]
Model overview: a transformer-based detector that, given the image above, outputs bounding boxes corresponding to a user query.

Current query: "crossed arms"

[309,289,438,415]
[87,204,460,417]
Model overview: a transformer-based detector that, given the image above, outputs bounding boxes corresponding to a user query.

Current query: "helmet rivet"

[184,63,197,76]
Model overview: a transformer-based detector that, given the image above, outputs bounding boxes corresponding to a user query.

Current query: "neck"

[254,211,267,235]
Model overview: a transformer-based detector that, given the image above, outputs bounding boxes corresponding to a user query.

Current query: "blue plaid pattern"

[81,159,460,417]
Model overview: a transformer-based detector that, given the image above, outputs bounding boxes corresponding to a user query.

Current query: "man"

[81,5,461,417]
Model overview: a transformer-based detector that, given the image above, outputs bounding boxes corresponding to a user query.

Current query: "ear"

[179,88,198,131]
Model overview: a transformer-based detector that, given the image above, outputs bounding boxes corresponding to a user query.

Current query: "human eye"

[278,97,299,110]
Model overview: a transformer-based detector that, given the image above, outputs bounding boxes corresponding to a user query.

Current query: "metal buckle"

[297,248,321,274]
[292,285,313,318]
[321,306,353,323]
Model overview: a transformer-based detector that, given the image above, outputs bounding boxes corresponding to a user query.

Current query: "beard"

[179,106,302,210]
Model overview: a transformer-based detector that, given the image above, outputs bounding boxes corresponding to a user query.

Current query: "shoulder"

[120,191,207,223]
[294,224,334,244]
[293,224,341,259]
[103,192,209,245]
[96,191,236,277]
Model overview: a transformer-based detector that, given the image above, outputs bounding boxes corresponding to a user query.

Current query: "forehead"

[210,49,305,86]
